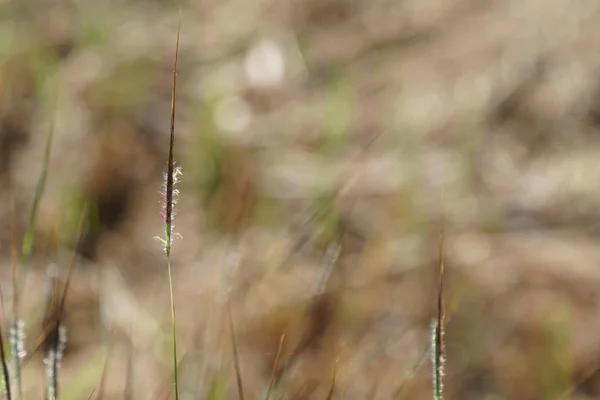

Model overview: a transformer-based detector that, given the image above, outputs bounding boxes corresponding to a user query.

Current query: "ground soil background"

[2,0,600,399]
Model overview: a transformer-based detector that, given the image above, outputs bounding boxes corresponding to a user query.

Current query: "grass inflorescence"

[154,12,182,400]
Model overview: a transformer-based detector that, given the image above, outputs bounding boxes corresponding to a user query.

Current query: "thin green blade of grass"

[149,355,187,400]
[20,86,58,268]
[93,347,110,400]
[10,84,58,400]
[21,122,53,259]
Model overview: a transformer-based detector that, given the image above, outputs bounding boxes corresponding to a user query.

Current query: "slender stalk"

[86,389,96,400]
[13,85,58,399]
[0,324,11,400]
[22,202,86,385]
[432,232,446,400]
[325,358,339,400]
[158,12,182,400]
[21,108,55,262]
[9,192,22,400]
[45,325,66,400]
[19,86,58,290]
[392,346,430,399]
[167,258,179,400]
[226,302,244,400]
[43,205,85,400]
[265,332,286,400]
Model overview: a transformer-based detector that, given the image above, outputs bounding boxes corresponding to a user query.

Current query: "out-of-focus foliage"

[2,0,600,399]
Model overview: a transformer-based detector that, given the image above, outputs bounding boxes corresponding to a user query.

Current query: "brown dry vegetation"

[2,0,600,399]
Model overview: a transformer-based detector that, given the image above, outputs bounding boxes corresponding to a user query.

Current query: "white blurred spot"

[244,39,285,88]
[215,96,252,133]
[46,263,60,279]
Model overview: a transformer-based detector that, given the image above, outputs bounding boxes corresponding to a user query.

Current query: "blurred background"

[2,0,600,399]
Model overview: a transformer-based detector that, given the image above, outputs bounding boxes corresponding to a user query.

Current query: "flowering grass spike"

[155,12,182,400]
[157,165,183,255]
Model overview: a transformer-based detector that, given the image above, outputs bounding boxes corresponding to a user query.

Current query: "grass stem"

[432,232,446,400]
[160,11,182,400]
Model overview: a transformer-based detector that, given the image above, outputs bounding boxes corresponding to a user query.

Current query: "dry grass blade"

[265,331,286,400]
[276,133,381,270]
[432,232,446,400]
[273,243,341,388]
[24,203,88,365]
[392,346,430,399]
[325,358,339,400]
[44,205,86,400]
[226,301,244,400]
[367,361,389,400]
[52,204,88,338]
